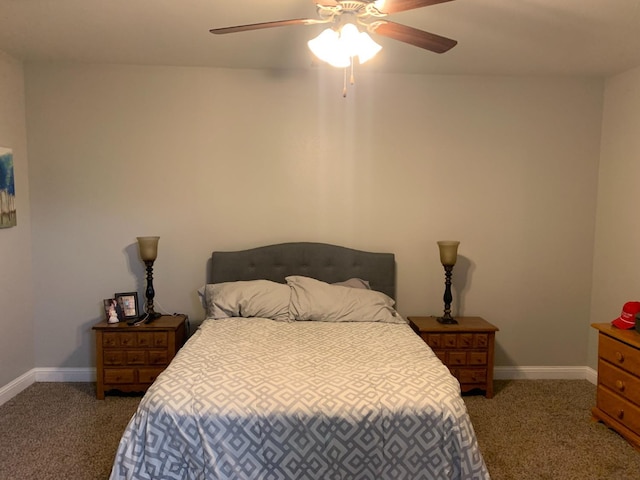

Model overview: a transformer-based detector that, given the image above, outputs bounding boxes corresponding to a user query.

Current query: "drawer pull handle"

[616,380,625,391]
[617,409,625,420]
[615,351,624,362]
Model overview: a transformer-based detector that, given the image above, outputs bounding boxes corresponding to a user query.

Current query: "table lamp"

[137,236,161,321]
[437,240,460,324]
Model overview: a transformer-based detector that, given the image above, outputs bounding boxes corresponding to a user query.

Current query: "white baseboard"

[0,369,36,407]
[34,367,96,382]
[495,365,598,384]
[0,365,598,407]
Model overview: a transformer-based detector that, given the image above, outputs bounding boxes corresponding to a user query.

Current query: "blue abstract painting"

[0,147,16,228]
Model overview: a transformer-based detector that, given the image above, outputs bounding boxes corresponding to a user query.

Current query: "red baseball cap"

[612,301,640,330]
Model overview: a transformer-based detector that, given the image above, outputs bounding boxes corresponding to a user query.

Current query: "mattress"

[110,318,489,479]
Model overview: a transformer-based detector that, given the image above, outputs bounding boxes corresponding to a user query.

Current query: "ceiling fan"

[209,0,458,61]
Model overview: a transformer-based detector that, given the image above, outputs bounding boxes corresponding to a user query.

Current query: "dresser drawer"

[598,359,640,406]
[599,334,640,375]
[597,385,640,434]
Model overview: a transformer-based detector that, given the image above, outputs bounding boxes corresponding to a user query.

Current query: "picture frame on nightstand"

[103,298,119,323]
[115,292,139,320]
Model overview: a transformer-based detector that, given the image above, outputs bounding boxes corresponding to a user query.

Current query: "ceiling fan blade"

[312,0,339,5]
[374,0,455,14]
[371,20,457,53]
[210,18,315,35]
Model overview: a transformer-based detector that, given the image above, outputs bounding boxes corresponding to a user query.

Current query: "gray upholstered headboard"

[211,242,396,300]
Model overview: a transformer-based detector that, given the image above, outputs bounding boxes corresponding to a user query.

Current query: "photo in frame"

[0,147,16,229]
[103,298,120,323]
[115,292,140,320]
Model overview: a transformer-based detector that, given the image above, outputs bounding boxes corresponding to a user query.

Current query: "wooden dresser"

[93,314,187,399]
[592,323,640,450]
[408,316,498,398]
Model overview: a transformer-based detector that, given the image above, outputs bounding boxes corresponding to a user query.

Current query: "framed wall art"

[0,147,16,229]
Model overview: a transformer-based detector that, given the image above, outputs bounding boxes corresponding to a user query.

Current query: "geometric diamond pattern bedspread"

[110,318,490,480]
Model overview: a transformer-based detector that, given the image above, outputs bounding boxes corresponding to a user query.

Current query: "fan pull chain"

[342,61,357,98]
[343,68,347,97]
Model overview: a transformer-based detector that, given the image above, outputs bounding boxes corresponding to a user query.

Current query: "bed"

[110,242,489,480]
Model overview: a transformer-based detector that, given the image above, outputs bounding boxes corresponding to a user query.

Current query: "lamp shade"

[308,28,351,68]
[437,241,460,266]
[137,236,160,262]
[356,31,382,64]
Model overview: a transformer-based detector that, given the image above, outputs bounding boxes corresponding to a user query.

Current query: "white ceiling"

[1,0,640,77]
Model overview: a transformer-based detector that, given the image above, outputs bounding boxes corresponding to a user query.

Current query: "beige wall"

[24,63,603,370]
[589,65,640,367]
[0,50,34,387]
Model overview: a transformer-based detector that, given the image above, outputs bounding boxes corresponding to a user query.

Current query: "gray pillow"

[332,278,371,290]
[203,280,291,322]
[286,275,405,324]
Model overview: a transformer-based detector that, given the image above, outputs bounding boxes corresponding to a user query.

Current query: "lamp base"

[144,311,162,324]
[132,311,163,325]
[437,315,459,325]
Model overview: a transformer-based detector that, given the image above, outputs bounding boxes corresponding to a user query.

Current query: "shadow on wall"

[450,255,474,318]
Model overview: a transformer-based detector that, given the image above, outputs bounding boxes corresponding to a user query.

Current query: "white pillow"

[203,280,291,322]
[286,275,405,324]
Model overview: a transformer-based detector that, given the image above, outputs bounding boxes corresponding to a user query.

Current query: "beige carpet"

[1,380,639,479]
[464,380,640,480]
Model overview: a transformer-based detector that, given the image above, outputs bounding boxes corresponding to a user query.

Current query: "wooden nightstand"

[408,316,499,398]
[93,314,187,399]
[591,323,640,451]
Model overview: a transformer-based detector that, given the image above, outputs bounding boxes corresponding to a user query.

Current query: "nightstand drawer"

[458,368,487,384]
[104,351,125,366]
[103,332,137,348]
[600,334,640,375]
[148,350,169,365]
[423,332,489,350]
[137,333,154,347]
[597,385,640,433]
[598,359,640,406]
[441,351,488,367]
[423,334,441,348]
[104,369,135,384]
[103,331,168,349]
[126,350,146,365]
[469,352,488,365]
[448,351,467,366]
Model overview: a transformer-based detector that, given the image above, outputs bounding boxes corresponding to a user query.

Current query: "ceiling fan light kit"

[308,23,382,68]
[210,0,458,95]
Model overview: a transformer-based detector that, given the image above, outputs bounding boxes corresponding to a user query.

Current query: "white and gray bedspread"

[110,318,489,480]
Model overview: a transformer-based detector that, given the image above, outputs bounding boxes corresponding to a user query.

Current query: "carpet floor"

[1,380,639,479]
